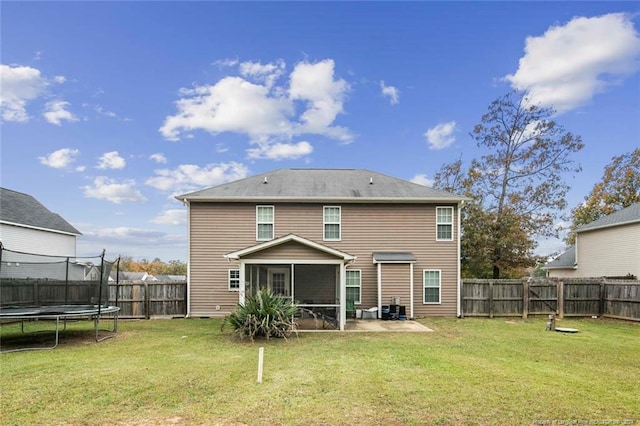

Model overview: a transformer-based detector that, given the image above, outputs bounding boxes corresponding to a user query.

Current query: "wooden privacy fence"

[109,282,187,319]
[462,278,640,321]
[0,279,187,319]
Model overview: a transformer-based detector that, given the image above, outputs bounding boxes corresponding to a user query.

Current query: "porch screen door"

[268,268,290,297]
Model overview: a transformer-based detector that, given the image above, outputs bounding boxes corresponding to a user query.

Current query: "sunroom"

[224,234,356,331]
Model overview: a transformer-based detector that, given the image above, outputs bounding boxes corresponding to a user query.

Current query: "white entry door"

[268,267,291,297]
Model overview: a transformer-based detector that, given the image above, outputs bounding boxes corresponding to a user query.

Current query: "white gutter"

[457,200,464,318]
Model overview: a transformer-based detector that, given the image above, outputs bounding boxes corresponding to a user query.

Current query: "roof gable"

[224,234,355,261]
[544,246,576,270]
[177,169,465,203]
[576,203,640,233]
[0,187,81,235]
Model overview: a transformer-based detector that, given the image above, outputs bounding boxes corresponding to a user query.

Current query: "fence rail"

[462,278,640,321]
[1,279,187,319]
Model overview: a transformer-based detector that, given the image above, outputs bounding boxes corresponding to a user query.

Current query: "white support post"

[377,263,382,319]
[409,263,414,319]
[239,261,246,305]
[339,263,346,330]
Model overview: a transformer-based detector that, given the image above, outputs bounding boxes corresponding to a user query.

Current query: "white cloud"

[150,153,167,164]
[83,177,146,204]
[146,161,249,194]
[505,13,640,112]
[151,209,187,226]
[95,105,117,118]
[39,148,80,169]
[380,81,399,105]
[410,174,435,187]
[159,76,293,141]
[43,100,78,126]
[0,64,47,122]
[247,141,313,160]
[97,151,126,170]
[159,58,352,148]
[213,58,239,68]
[424,121,456,150]
[53,76,66,84]
[289,59,351,142]
[239,59,285,89]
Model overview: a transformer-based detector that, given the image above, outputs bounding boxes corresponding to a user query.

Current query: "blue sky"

[2,2,639,262]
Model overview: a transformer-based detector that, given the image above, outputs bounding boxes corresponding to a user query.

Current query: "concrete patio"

[345,319,433,332]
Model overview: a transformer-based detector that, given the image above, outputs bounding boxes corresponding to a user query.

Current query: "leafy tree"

[434,91,584,278]
[117,255,187,275]
[566,148,640,244]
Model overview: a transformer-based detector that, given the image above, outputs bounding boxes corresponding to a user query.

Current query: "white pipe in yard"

[257,347,264,383]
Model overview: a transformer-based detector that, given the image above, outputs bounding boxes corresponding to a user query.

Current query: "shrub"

[222,289,298,341]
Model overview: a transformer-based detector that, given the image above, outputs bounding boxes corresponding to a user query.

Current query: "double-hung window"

[436,206,454,241]
[423,270,441,304]
[256,206,274,241]
[228,269,240,291]
[346,269,361,305]
[323,206,341,241]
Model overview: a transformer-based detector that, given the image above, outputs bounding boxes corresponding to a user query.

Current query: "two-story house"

[177,168,466,330]
[545,202,640,279]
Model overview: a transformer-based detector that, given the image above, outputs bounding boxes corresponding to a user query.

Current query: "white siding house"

[545,203,640,279]
[0,187,81,262]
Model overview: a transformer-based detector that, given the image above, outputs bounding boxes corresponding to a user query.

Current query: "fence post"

[488,280,494,318]
[522,279,529,319]
[557,280,564,319]
[144,281,150,320]
[599,279,606,317]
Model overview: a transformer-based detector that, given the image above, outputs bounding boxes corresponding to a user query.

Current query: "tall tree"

[434,91,584,278]
[566,148,640,244]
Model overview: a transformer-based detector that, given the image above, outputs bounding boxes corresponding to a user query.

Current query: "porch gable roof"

[372,252,416,264]
[224,233,356,261]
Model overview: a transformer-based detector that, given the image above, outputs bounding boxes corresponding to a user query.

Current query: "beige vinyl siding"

[189,202,459,317]
[547,268,578,279]
[242,241,339,261]
[576,223,640,278]
[380,263,411,309]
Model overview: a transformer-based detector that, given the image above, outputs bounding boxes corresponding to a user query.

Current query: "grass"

[1,317,639,425]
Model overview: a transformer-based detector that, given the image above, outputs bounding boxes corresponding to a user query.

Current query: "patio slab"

[345,319,433,332]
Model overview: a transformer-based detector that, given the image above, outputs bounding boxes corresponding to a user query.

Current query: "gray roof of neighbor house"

[576,202,640,233]
[177,169,466,203]
[0,187,81,235]
[544,246,576,270]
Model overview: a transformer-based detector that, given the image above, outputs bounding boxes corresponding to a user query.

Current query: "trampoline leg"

[95,312,118,342]
[1,316,59,354]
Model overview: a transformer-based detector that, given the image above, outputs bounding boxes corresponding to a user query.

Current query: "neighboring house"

[154,274,187,282]
[545,203,640,278]
[0,187,82,279]
[177,168,466,330]
[109,271,158,283]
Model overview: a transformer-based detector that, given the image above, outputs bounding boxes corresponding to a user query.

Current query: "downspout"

[457,200,464,318]
[184,199,192,318]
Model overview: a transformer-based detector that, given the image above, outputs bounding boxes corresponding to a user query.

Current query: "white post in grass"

[257,347,264,383]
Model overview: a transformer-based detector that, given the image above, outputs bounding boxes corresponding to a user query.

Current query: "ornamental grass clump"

[222,289,298,341]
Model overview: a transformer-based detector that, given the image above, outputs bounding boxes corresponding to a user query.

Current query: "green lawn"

[1,317,639,425]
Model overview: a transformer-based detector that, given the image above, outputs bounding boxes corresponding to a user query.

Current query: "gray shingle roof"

[576,202,640,233]
[373,252,417,263]
[0,188,81,235]
[177,169,465,202]
[544,246,576,270]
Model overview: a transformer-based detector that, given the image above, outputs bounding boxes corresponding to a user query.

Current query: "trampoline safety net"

[0,244,119,309]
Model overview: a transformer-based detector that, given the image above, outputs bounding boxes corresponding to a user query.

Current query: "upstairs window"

[436,206,454,241]
[256,206,274,241]
[323,206,341,241]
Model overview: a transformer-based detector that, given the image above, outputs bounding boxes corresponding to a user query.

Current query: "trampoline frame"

[0,305,120,353]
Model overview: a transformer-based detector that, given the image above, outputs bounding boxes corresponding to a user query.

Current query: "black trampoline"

[1,244,122,353]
